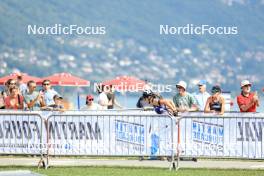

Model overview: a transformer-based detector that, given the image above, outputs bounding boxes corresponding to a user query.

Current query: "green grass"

[0,166,264,176]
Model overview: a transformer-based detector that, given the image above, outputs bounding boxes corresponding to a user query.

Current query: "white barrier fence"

[0,110,177,169]
[0,110,264,170]
[46,111,175,157]
[179,112,264,159]
[0,111,44,155]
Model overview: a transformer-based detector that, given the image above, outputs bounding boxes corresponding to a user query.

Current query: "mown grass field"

[0,166,264,176]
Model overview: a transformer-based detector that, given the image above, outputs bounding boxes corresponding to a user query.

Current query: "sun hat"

[176,81,187,90]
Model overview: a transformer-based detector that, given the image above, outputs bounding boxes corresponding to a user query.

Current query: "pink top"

[4,95,24,110]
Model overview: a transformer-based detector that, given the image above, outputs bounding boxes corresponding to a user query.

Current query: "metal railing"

[0,110,178,170]
[177,112,264,161]
[45,110,178,169]
[2,110,263,170]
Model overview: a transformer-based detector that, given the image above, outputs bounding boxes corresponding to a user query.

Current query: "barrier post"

[169,115,176,171]
[46,119,50,169]
[37,117,45,169]
[176,117,181,170]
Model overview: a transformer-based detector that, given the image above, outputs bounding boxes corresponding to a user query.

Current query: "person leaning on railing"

[142,88,178,116]
[41,94,65,112]
[41,79,59,107]
[4,86,24,110]
[24,80,45,111]
[173,81,199,112]
[204,85,225,115]
[81,94,102,110]
[237,80,259,112]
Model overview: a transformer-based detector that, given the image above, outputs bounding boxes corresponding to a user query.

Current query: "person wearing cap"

[237,80,259,112]
[193,80,210,111]
[45,94,65,111]
[204,85,225,115]
[81,94,102,110]
[173,81,198,112]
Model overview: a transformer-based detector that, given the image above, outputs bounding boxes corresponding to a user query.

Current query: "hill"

[0,0,264,91]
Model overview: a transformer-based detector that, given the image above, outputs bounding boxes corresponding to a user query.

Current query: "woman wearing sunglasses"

[204,85,225,115]
[81,94,102,110]
[4,86,24,110]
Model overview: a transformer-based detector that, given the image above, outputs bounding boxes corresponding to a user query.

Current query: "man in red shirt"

[237,80,259,112]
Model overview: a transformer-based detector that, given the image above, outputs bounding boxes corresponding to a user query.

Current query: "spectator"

[97,84,110,110]
[142,88,177,115]
[24,80,45,110]
[81,95,101,110]
[45,95,65,111]
[4,86,24,110]
[0,80,15,109]
[17,74,27,96]
[173,81,198,112]
[41,80,58,106]
[136,95,152,108]
[237,80,259,112]
[2,79,17,98]
[193,80,210,111]
[204,85,225,115]
[0,91,5,109]
[106,85,122,109]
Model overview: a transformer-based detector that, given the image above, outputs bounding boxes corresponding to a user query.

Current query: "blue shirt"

[43,89,58,106]
[24,91,41,110]
[193,92,210,111]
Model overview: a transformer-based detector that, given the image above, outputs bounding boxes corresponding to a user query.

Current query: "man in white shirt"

[97,85,110,110]
[193,80,210,111]
[81,95,101,110]
[42,80,59,106]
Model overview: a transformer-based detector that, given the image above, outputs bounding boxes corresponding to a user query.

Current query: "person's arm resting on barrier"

[237,93,259,112]
[204,97,213,113]
[219,97,225,115]
[159,99,177,114]
[27,93,44,109]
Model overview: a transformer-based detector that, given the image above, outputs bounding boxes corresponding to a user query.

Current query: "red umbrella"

[102,75,146,92]
[39,72,90,86]
[0,72,42,85]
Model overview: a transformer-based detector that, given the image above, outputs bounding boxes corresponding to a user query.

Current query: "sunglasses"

[43,83,50,86]
[9,82,16,85]
[88,99,94,101]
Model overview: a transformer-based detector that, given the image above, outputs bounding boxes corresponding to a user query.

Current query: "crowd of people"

[0,76,122,111]
[0,78,65,111]
[137,79,260,115]
[0,74,261,115]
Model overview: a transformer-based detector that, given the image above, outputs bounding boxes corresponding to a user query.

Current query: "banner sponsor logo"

[48,121,102,140]
[192,120,224,145]
[115,120,144,146]
[191,120,224,153]
[0,120,41,140]
[237,121,264,142]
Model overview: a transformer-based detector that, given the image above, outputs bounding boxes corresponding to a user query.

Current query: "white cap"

[240,80,251,88]
[176,81,187,90]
